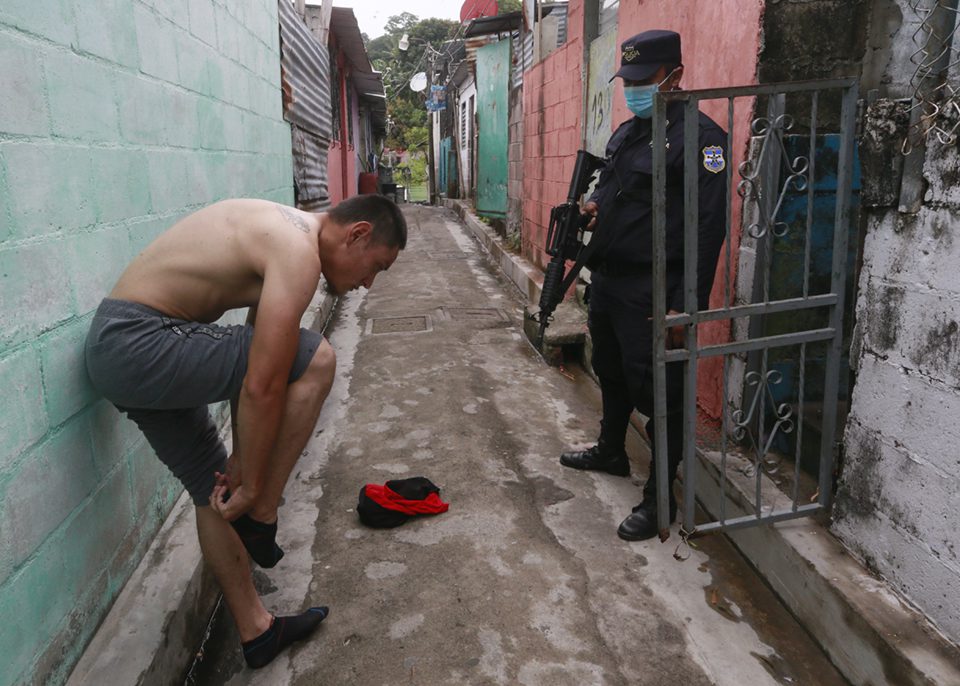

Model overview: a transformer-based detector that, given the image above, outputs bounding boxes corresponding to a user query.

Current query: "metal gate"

[650,78,859,541]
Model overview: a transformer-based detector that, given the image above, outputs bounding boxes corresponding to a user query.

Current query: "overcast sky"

[320,1,463,39]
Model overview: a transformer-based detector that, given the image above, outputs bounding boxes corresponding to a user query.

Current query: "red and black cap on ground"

[357,476,449,528]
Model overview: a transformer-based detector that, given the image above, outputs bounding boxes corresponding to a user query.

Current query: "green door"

[476,40,510,218]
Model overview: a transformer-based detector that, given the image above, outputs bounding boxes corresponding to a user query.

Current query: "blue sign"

[426,85,447,112]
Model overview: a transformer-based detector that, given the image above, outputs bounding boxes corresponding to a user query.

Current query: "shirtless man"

[84,195,407,668]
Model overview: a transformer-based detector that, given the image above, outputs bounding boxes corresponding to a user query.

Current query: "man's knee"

[301,338,336,388]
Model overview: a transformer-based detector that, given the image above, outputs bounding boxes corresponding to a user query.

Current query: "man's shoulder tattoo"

[276,204,309,233]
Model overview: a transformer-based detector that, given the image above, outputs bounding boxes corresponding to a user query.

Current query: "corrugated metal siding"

[291,125,331,211]
[513,31,533,87]
[599,0,619,38]
[278,0,332,208]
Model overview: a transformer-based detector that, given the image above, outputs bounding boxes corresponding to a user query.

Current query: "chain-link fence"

[903,0,960,152]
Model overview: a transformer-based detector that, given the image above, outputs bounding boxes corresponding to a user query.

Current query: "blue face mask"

[623,68,678,119]
[624,85,657,119]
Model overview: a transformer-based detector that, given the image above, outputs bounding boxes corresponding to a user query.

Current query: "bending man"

[85,195,407,668]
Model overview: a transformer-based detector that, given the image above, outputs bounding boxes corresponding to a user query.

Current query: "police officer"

[559,30,727,541]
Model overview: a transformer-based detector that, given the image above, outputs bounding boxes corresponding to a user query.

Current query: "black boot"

[559,444,630,477]
[617,482,677,541]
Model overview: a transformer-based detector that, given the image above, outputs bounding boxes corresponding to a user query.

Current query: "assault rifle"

[532,149,606,345]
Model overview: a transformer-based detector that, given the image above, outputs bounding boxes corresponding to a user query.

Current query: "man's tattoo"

[276,204,309,233]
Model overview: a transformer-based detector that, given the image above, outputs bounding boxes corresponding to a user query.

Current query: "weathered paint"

[476,39,512,218]
[0,1,294,684]
[585,29,617,157]
[834,133,960,644]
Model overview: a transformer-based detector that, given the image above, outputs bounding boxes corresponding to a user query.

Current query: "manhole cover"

[444,307,508,322]
[427,250,469,260]
[366,315,432,335]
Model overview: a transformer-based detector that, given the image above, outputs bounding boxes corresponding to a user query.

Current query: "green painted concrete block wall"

[0,1,293,684]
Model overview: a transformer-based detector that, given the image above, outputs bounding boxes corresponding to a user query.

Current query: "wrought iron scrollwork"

[736,114,810,239]
[731,370,794,480]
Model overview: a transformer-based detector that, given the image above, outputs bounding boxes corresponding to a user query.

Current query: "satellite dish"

[409,72,428,92]
[460,0,498,23]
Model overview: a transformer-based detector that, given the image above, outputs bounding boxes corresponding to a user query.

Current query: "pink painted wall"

[610,0,765,419]
[521,3,586,271]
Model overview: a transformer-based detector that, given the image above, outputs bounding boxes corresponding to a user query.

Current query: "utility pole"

[427,48,437,205]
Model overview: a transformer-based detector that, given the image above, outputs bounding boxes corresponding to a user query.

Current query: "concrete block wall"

[833,141,960,645]
[0,1,294,684]
[831,6,960,647]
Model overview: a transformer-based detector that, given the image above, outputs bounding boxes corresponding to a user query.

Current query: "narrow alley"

[187,205,847,686]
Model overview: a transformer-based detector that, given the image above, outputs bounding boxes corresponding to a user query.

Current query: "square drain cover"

[444,307,508,322]
[366,315,432,335]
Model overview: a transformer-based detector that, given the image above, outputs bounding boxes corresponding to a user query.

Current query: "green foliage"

[364,14,458,153]
[407,153,428,184]
[498,0,522,14]
[384,12,419,36]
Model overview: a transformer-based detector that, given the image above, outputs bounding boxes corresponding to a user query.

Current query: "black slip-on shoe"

[559,445,630,477]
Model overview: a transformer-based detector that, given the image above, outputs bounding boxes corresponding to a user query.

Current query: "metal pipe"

[651,91,671,541]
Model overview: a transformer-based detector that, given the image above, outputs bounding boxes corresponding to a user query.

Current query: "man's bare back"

[111,199,322,323]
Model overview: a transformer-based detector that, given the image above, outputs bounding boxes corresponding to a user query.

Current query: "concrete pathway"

[187,205,847,686]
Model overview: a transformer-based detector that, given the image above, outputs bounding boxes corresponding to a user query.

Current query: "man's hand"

[224,452,242,490]
[666,309,685,349]
[581,201,599,231]
[210,477,257,522]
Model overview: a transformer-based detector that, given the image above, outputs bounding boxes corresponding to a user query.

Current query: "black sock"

[230,514,284,568]
[242,607,329,669]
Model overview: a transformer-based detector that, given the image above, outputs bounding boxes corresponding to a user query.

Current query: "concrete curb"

[66,291,337,686]
[696,455,960,686]
[444,199,544,305]
[446,199,960,686]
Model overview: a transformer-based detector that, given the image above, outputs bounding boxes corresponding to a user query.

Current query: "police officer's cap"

[611,30,681,82]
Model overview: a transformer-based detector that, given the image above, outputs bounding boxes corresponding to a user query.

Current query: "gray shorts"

[85,298,324,505]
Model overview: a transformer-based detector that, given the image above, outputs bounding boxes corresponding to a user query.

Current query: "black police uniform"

[563,95,728,540]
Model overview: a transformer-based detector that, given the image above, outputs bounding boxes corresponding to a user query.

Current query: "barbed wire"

[903,0,960,153]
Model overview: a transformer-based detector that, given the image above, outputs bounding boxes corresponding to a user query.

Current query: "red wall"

[521,3,586,271]
[520,0,765,419]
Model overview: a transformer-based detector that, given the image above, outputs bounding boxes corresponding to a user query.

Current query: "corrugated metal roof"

[329,7,386,133]
[330,7,372,74]
[464,11,524,38]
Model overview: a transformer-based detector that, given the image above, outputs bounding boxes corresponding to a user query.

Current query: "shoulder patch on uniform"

[702,146,725,174]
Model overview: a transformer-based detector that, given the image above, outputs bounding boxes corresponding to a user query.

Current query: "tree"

[498,0,522,14]
[364,14,458,152]
[383,12,419,37]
